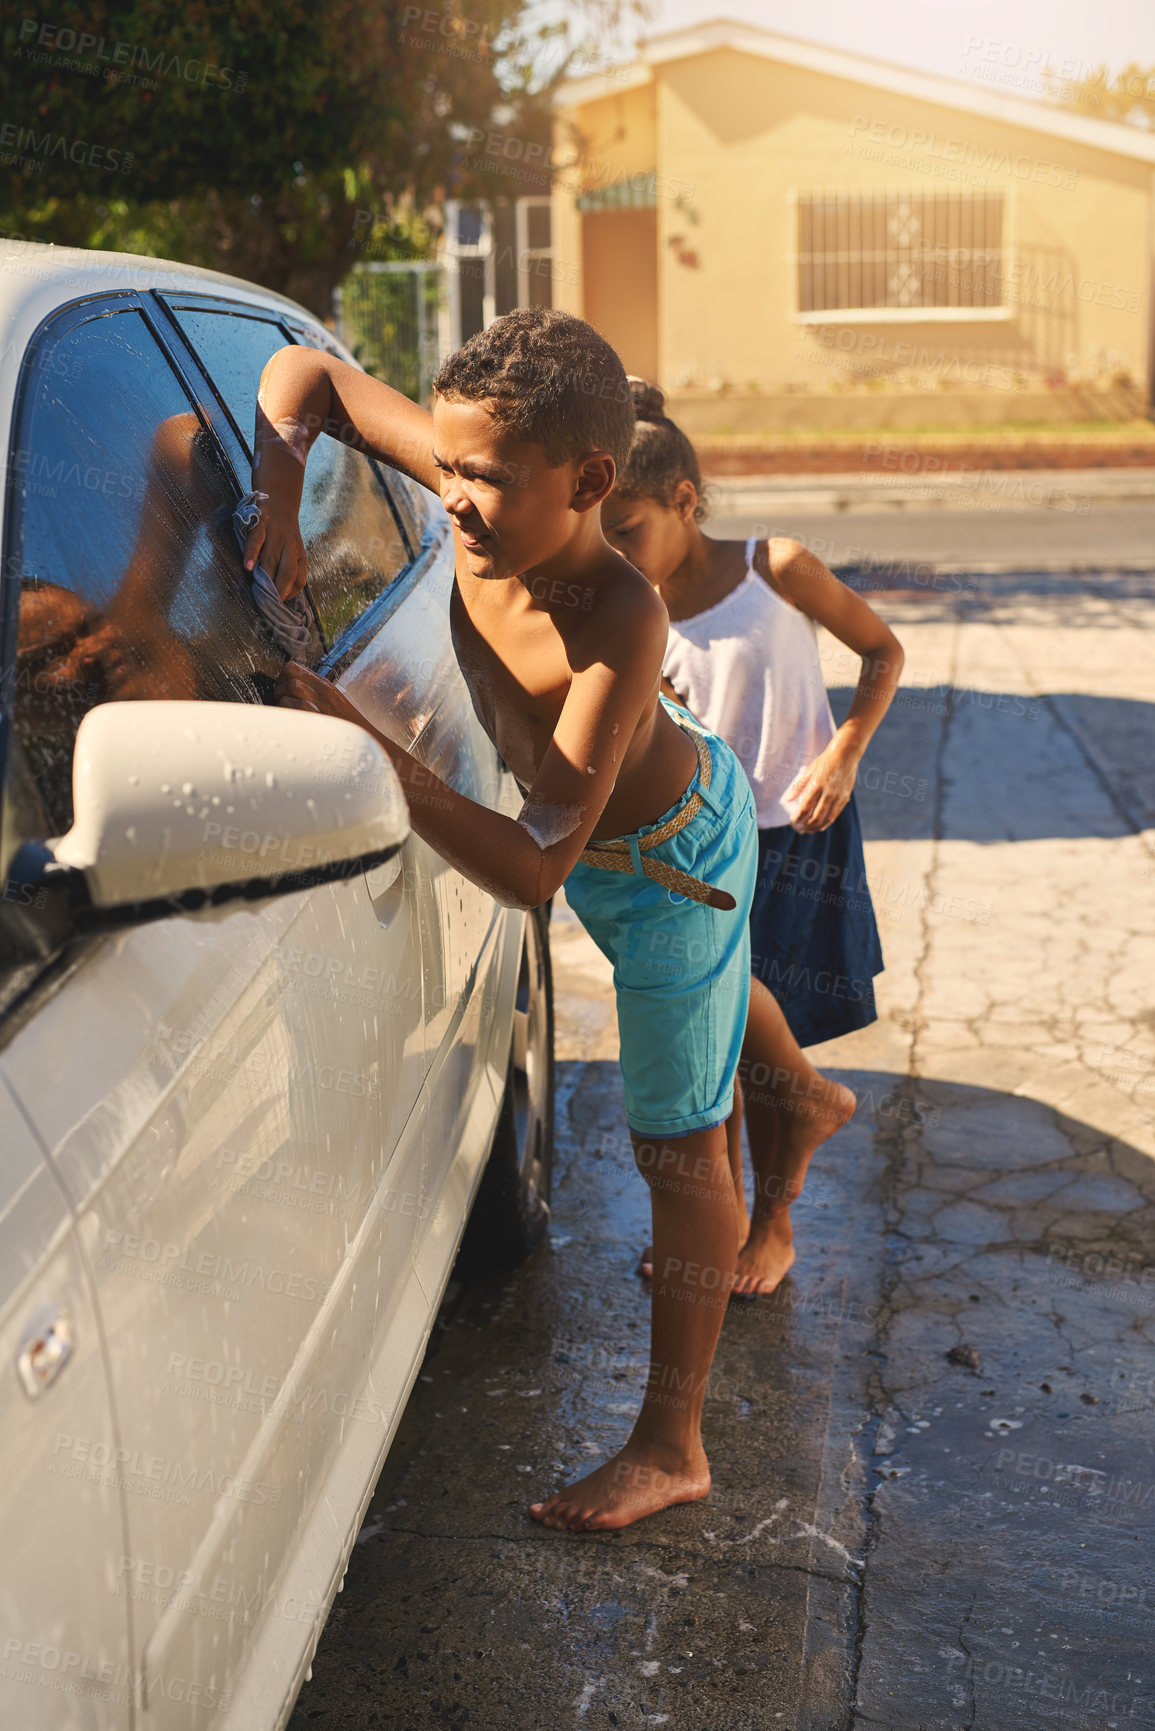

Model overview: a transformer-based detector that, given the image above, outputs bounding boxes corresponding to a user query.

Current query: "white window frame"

[443,199,495,352]
[788,186,1018,323]
[443,197,555,348]
[515,197,554,307]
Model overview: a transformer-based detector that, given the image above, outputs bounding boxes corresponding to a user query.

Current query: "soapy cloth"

[232,491,313,658]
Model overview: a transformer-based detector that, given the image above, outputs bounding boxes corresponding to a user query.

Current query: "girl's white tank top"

[663,537,835,829]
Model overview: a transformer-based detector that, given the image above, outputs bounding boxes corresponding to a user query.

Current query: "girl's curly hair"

[613,377,710,521]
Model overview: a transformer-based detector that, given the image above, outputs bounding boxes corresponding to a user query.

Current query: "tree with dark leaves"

[0,1,641,314]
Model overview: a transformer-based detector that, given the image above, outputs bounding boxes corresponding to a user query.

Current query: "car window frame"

[0,289,301,1017]
[0,280,445,1024]
[155,293,419,560]
[153,291,302,470]
[153,292,435,653]
[0,289,255,806]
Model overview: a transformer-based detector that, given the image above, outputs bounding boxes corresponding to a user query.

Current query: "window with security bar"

[794,190,1006,318]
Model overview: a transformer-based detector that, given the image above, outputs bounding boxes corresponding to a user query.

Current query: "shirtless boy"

[246,308,758,1532]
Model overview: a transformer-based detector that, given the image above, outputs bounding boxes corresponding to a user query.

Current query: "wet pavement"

[289,566,1155,1731]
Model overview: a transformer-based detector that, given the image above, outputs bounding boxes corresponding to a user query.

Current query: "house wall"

[555,49,1153,426]
[582,209,659,379]
[551,79,659,321]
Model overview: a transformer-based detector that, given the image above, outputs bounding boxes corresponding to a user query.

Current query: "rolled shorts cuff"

[625,1105,733,1141]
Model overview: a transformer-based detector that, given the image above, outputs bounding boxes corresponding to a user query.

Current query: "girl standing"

[603,380,904,1296]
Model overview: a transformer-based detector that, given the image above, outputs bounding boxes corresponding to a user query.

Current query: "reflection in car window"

[166,303,292,458]
[7,307,284,836]
[381,465,430,554]
[296,436,413,645]
[282,321,430,555]
[170,305,421,644]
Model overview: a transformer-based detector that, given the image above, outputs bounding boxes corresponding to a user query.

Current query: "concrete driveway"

[290,557,1155,1731]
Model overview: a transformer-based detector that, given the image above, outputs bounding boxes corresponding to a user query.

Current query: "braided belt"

[578,718,737,911]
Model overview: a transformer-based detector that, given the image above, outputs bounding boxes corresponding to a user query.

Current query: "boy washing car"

[245,308,757,1532]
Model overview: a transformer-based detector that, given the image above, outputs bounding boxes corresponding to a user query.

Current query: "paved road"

[290,556,1155,1731]
[709,498,1155,573]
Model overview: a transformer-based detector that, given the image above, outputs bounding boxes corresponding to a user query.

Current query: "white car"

[0,239,554,1730]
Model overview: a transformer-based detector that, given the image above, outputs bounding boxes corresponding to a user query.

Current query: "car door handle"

[365,848,405,926]
[16,1306,74,1398]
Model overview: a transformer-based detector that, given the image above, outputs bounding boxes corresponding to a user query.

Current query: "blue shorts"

[564,701,757,1140]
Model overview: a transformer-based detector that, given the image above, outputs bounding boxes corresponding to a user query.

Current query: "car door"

[343,536,523,1287]
[0,1070,132,1731]
[164,291,521,1292]
[0,292,430,1728]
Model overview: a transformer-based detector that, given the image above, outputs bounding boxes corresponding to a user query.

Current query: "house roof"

[557,16,1155,165]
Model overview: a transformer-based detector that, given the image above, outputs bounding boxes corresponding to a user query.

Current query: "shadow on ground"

[289,1061,1155,1731]
[827,683,1155,841]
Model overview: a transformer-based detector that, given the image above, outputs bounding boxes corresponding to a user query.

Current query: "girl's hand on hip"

[783,744,858,833]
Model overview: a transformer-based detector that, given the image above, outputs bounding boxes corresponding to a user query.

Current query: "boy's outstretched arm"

[243,346,440,601]
[276,583,669,911]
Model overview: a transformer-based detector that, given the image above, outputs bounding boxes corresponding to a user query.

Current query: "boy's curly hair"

[432,307,635,472]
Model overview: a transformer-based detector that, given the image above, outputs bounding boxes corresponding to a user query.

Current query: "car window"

[169,302,422,646]
[295,436,414,644]
[4,305,286,838]
[283,316,431,554]
[381,464,432,553]
[165,302,293,458]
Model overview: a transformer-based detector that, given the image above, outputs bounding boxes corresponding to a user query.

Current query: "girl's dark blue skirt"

[748,793,883,1047]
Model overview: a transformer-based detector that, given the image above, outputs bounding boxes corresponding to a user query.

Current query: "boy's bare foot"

[529,1439,710,1532]
[638,1244,654,1278]
[733,1081,856,1296]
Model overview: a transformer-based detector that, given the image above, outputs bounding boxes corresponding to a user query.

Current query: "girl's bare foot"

[733,1080,856,1294]
[638,1244,654,1278]
[731,1209,796,1295]
[530,1439,710,1532]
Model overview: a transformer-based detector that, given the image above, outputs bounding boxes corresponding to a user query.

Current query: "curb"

[835,562,1155,591]
[708,468,1155,513]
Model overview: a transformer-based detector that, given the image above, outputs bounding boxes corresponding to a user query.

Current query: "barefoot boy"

[247,308,757,1532]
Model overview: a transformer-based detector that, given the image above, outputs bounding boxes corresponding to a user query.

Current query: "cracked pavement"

[289,566,1155,1731]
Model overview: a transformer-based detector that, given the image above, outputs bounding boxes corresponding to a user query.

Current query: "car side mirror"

[8,700,408,929]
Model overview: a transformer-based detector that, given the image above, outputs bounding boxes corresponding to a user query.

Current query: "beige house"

[550,18,1155,430]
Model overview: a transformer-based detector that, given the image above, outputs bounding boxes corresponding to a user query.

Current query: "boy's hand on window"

[242,490,308,602]
[783,744,858,834]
